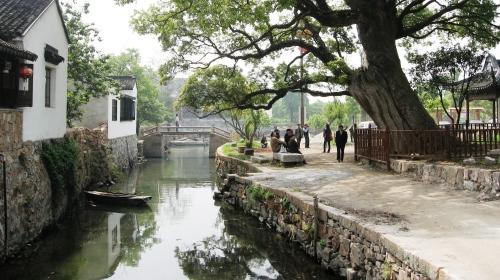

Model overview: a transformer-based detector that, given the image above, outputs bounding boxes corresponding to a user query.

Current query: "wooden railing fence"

[354,123,500,168]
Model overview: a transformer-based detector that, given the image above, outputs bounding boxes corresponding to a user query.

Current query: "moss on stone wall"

[41,138,78,193]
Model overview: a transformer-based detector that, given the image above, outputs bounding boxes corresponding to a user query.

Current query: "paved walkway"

[251,135,500,279]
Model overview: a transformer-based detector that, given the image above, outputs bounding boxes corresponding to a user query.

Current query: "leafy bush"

[281,196,291,210]
[41,138,79,191]
[248,185,274,201]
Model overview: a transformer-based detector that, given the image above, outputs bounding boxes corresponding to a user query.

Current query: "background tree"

[177,65,270,146]
[344,97,361,125]
[308,114,327,129]
[410,45,484,124]
[119,0,498,130]
[107,49,171,125]
[63,1,117,126]
[323,101,349,127]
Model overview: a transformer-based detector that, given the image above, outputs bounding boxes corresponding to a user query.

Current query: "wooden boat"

[84,191,152,206]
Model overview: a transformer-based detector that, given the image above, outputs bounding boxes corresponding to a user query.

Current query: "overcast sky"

[82,0,168,69]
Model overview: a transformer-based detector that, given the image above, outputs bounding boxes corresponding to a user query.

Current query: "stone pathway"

[250,135,500,279]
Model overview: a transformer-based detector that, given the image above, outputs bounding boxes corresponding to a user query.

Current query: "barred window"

[120,96,135,121]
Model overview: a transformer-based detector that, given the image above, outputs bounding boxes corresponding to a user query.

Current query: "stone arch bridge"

[140,126,231,158]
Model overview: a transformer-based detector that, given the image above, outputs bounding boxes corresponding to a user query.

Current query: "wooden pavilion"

[460,53,500,124]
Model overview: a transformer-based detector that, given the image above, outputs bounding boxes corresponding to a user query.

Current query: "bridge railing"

[157,126,231,139]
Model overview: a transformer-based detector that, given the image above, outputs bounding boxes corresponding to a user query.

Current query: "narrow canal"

[0,146,335,280]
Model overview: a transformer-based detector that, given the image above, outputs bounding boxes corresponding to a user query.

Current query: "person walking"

[303,124,310,148]
[175,113,180,132]
[295,124,303,147]
[335,125,348,162]
[323,123,333,153]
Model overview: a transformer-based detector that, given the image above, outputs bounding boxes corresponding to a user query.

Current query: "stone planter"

[244,148,255,156]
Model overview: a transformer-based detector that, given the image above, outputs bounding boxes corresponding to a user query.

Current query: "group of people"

[262,123,348,162]
[267,125,304,154]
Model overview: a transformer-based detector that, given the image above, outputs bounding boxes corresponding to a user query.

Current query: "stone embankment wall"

[215,152,260,176]
[0,116,123,262]
[109,134,138,170]
[216,151,432,280]
[367,159,500,200]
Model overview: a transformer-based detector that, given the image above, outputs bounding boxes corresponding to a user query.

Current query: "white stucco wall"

[74,96,108,129]
[21,1,68,141]
[108,85,137,139]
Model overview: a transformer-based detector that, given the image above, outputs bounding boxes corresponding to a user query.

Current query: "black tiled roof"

[111,76,137,90]
[0,38,37,60]
[0,0,69,41]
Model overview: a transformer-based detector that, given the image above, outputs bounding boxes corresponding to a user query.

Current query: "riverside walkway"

[248,136,500,279]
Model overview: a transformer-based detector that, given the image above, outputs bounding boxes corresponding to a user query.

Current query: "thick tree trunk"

[347,1,437,130]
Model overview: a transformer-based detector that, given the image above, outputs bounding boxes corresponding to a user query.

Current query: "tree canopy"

[178,65,270,144]
[64,1,118,126]
[108,49,171,125]
[119,0,499,130]
[410,45,484,124]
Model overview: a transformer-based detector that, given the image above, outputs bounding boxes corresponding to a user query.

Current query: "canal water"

[0,146,335,280]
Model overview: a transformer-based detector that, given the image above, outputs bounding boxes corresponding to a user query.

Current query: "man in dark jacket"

[335,125,348,162]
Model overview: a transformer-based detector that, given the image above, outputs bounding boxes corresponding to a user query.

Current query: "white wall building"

[0,0,69,141]
[76,76,138,169]
[77,76,137,140]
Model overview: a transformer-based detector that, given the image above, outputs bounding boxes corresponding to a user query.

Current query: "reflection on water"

[0,146,336,280]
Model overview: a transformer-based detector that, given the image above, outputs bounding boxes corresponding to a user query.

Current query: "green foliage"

[308,114,327,129]
[271,92,309,123]
[281,196,291,210]
[179,65,270,144]
[323,101,349,127]
[410,45,484,124]
[382,261,392,280]
[248,185,274,202]
[319,239,327,248]
[63,1,118,126]
[177,65,260,113]
[307,101,326,118]
[41,139,79,191]
[119,0,498,129]
[107,49,171,125]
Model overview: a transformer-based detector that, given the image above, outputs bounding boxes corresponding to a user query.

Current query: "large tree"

[120,0,498,130]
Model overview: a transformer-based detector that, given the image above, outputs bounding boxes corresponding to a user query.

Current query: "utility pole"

[300,53,305,126]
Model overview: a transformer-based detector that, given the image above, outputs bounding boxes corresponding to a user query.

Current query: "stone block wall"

[0,109,22,152]
[219,176,433,280]
[0,142,53,260]
[215,148,260,176]
[109,134,138,170]
[366,159,500,200]
[0,128,125,262]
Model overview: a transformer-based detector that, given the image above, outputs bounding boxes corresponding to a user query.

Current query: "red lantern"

[19,66,33,78]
